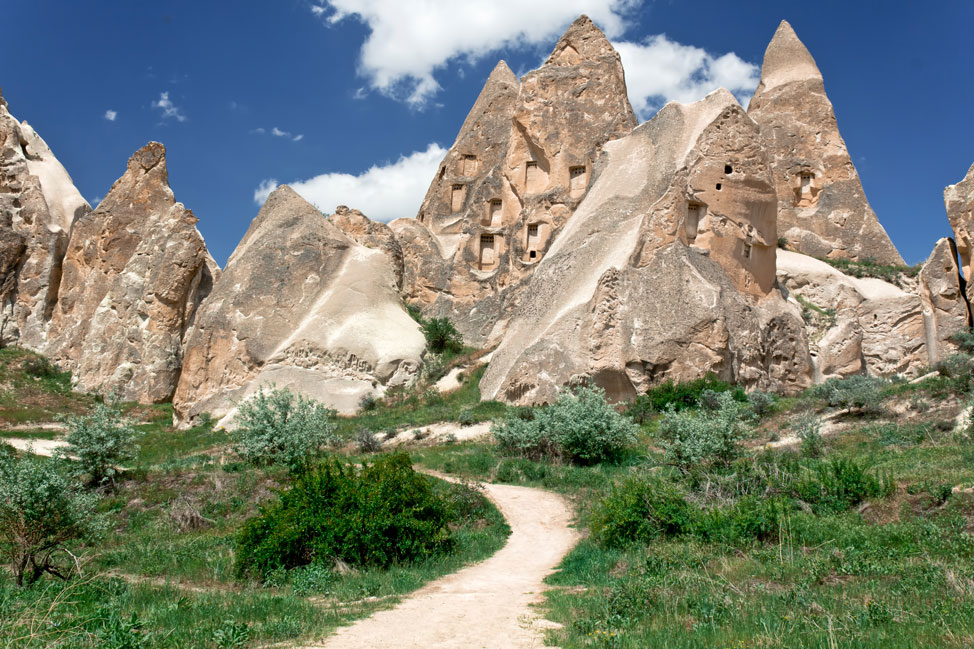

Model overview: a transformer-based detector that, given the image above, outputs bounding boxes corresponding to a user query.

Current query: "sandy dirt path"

[301,478,579,649]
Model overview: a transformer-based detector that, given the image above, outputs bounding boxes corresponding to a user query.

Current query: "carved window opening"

[569,165,587,198]
[685,202,705,244]
[716,183,722,191]
[438,166,445,180]
[724,164,733,174]
[451,184,465,212]
[479,234,497,271]
[486,199,502,227]
[795,171,818,207]
[525,161,546,194]
[462,154,478,176]
[743,242,753,259]
[418,211,425,224]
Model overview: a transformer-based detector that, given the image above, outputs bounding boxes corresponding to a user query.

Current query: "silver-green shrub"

[0,452,104,586]
[60,400,140,488]
[232,386,337,472]
[659,391,751,470]
[493,385,637,464]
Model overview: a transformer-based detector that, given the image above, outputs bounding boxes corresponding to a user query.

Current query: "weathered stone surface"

[173,186,425,426]
[407,16,638,346]
[481,91,812,405]
[918,237,970,364]
[946,163,974,302]
[748,21,903,265]
[776,250,930,378]
[47,142,216,403]
[329,205,404,289]
[0,89,89,348]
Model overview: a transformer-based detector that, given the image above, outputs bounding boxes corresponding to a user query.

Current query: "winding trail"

[302,478,579,649]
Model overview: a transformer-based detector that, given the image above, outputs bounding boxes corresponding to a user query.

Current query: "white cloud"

[251,126,304,142]
[613,35,760,120]
[313,0,638,106]
[103,110,117,122]
[292,134,305,142]
[253,142,447,222]
[152,92,187,122]
[271,126,289,137]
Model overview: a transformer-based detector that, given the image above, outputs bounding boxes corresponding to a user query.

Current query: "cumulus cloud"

[103,110,117,122]
[253,142,446,222]
[613,35,760,120]
[252,126,304,141]
[152,92,187,122]
[312,0,638,106]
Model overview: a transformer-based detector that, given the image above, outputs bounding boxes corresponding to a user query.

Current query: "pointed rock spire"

[945,162,974,298]
[748,20,904,265]
[47,141,216,403]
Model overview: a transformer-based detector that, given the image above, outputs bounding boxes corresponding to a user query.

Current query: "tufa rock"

[407,16,638,346]
[945,162,974,302]
[918,238,971,365]
[0,89,90,348]
[748,21,903,265]
[173,186,425,426]
[47,142,217,402]
[329,205,405,289]
[481,90,812,405]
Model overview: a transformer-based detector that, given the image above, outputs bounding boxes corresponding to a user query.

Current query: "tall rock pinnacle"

[748,20,904,265]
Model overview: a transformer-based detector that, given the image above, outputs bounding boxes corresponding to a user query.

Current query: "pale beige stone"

[748,21,903,265]
[47,142,216,403]
[174,186,425,426]
[0,89,89,348]
[945,162,974,302]
[481,91,812,405]
[918,237,970,365]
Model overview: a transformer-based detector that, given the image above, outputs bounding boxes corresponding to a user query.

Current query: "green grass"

[0,347,92,424]
[819,256,922,285]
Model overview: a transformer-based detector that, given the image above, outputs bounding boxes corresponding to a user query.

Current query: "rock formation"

[918,237,970,364]
[946,163,974,302]
[329,205,405,289]
[776,250,933,378]
[748,21,903,265]
[404,16,638,346]
[481,91,812,405]
[46,142,216,403]
[0,89,89,349]
[173,186,425,426]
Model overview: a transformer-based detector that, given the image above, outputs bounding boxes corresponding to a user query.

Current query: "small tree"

[659,391,751,471]
[0,452,104,586]
[232,386,337,472]
[60,400,139,489]
[423,317,463,355]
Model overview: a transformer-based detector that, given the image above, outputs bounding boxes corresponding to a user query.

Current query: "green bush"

[0,453,105,586]
[793,412,824,458]
[493,385,637,464]
[60,400,140,488]
[949,330,974,354]
[358,393,379,412]
[231,386,337,472]
[809,375,887,415]
[658,391,751,470]
[591,476,697,547]
[235,453,453,578]
[747,390,777,417]
[936,353,974,392]
[794,458,892,514]
[423,317,463,355]
[635,374,746,413]
[457,408,476,427]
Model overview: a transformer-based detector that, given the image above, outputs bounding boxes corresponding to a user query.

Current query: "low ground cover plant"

[493,385,637,464]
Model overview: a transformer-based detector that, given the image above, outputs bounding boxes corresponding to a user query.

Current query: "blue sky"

[1,0,971,266]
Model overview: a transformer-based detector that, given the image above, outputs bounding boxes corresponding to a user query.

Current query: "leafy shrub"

[493,385,637,464]
[235,453,453,578]
[636,374,746,413]
[809,375,887,415]
[457,408,476,427]
[358,393,378,412]
[793,412,824,458]
[625,396,654,425]
[0,453,104,586]
[60,400,140,488]
[936,353,974,392]
[423,317,463,355]
[949,330,974,355]
[355,428,382,453]
[747,390,777,417]
[794,458,892,514]
[591,476,697,547]
[820,256,920,285]
[658,391,751,471]
[421,353,449,383]
[231,386,337,472]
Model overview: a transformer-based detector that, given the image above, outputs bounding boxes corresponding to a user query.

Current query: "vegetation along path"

[303,476,580,649]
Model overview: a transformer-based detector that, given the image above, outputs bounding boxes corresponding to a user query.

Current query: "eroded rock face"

[408,16,638,346]
[47,142,216,403]
[748,21,903,265]
[946,163,974,302]
[918,238,970,364]
[173,186,425,426]
[481,91,812,405]
[0,89,89,348]
[329,205,405,289]
[776,250,931,379]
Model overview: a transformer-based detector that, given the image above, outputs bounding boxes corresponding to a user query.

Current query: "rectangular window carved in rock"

[525,161,547,194]
[451,184,465,212]
[487,199,502,226]
[526,224,541,261]
[743,242,753,259]
[795,172,818,207]
[569,166,587,198]
[685,202,705,243]
[479,233,496,270]
[462,154,478,176]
